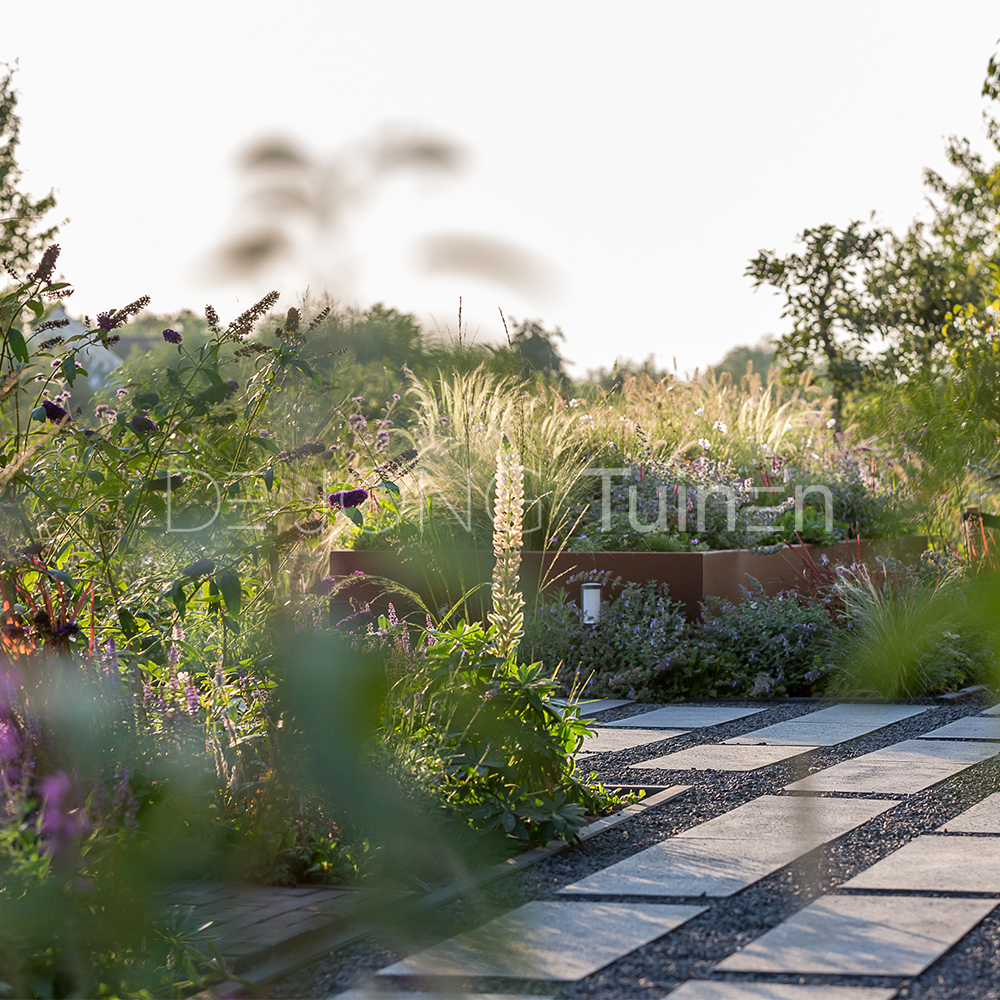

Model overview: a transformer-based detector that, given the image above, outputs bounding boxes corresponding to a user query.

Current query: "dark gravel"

[270,698,1000,999]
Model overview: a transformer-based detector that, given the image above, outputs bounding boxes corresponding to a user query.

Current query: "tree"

[1,64,59,269]
[867,134,1000,377]
[746,220,885,421]
[712,338,776,384]
[505,318,569,383]
[750,50,1000,393]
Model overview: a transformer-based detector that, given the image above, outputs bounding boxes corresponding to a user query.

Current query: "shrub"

[524,574,837,701]
[523,576,691,697]
[698,580,835,696]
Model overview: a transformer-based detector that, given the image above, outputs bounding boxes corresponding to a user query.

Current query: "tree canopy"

[748,49,1000,405]
[1,64,60,269]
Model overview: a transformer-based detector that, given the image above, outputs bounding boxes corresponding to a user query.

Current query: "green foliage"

[382,618,607,846]
[711,339,777,386]
[828,562,997,698]
[746,220,886,413]
[0,65,60,269]
[699,582,834,696]
[524,576,834,701]
[523,577,692,698]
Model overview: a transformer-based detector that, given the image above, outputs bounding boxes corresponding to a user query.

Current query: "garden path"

[330,698,1000,1000]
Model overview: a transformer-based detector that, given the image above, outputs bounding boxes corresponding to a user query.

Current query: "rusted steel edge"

[189,784,690,999]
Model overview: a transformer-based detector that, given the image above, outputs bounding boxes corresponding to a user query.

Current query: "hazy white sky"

[3,2,999,376]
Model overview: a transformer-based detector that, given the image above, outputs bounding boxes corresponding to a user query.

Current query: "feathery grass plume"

[490,435,525,661]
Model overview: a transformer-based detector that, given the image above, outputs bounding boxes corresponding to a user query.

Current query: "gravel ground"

[270,697,1000,999]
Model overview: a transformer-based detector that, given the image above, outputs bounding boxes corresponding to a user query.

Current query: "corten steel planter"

[327,536,926,621]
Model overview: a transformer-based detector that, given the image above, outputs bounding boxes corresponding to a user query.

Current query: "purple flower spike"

[162,328,182,344]
[41,400,70,423]
[328,488,368,510]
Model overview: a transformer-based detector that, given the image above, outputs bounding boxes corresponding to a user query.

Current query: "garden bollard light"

[581,583,602,625]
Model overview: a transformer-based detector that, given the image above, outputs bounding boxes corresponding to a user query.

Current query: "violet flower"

[162,328,182,344]
[328,488,368,509]
[41,400,70,423]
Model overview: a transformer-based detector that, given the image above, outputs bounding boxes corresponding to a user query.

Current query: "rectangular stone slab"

[376,900,705,980]
[559,796,897,897]
[630,743,816,772]
[604,706,765,729]
[551,698,633,717]
[339,993,542,999]
[917,716,1000,740]
[716,893,998,975]
[666,983,899,999]
[842,834,1000,892]
[982,703,1000,715]
[726,704,928,746]
[580,728,688,755]
[785,739,1000,794]
[937,791,1000,833]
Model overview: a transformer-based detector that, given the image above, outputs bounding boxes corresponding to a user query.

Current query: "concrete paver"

[580,728,688,755]
[917,716,1000,741]
[841,834,1000,892]
[716,893,998,975]
[551,698,634,716]
[785,739,1000,794]
[725,704,928,747]
[376,901,706,980]
[605,706,766,729]
[559,796,897,898]
[630,743,816,772]
[936,791,1000,833]
[665,983,899,999]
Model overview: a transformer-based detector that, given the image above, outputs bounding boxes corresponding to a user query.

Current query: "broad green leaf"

[46,567,74,588]
[170,579,187,619]
[343,506,363,527]
[118,608,138,639]
[252,435,279,454]
[263,465,274,491]
[8,327,29,363]
[216,568,242,617]
[62,356,77,386]
[30,406,47,422]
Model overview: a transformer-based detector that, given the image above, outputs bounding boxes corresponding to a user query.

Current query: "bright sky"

[3,2,999,377]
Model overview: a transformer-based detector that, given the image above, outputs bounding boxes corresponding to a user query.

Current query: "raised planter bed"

[327,536,926,621]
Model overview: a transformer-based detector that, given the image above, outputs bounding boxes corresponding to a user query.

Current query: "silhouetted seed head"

[205,304,221,332]
[307,306,331,331]
[39,336,64,350]
[33,317,70,335]
[376,448,419,479]
[29,244,61,284]
[234,343,270,357]
[110,296,151,328]
[227,290,280,341]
